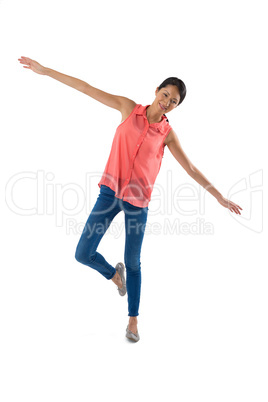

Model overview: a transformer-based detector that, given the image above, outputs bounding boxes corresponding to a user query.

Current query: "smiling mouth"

[159,103,167,110]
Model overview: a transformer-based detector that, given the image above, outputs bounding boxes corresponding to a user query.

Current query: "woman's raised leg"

[75,187,121,279]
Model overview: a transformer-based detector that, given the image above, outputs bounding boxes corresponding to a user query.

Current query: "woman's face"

[154,84,180,114]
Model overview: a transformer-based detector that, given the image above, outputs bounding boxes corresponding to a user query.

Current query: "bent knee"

[75,247,84,263]
[75,246,96,265]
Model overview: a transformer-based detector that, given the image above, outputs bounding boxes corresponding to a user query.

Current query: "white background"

[0,0,267,401]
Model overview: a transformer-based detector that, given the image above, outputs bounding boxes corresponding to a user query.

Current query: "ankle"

[112,272,121,284]
[129,316,138,323]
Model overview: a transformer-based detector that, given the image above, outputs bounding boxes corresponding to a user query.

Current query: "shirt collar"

[134,104,167,127]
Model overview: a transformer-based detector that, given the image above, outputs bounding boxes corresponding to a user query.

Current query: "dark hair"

[158,77,186,106]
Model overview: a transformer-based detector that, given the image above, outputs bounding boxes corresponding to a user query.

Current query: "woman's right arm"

[18,56,136,113]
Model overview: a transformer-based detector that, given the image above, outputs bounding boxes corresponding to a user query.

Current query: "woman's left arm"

[165,129,243,215]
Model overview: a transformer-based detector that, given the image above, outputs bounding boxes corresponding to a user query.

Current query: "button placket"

[122,124,148,195]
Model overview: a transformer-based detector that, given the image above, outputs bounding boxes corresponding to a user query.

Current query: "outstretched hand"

[18,56,46,75]
[217,196,242,215]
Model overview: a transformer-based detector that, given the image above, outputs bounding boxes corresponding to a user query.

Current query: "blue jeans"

[75,185,149,317]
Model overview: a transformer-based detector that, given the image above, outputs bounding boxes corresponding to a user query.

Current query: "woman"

[18,56,243,342]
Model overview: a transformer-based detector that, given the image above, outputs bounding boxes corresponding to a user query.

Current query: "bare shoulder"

[164,127,177,145]
[119,97,137,122]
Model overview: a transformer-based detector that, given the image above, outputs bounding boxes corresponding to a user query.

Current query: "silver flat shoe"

[126,325,140,342]
[115,262,126,296]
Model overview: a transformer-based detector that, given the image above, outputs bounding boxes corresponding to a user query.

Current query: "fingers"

[227,201,239,214]
[228,200,243,215]
[18,58,29,66]
[230,205,241,215]
[18,56,32,70]
[18,56,28,62]
[18,56,31,66]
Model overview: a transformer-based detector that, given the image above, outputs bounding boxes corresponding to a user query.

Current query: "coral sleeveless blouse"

[98,104,172,208]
